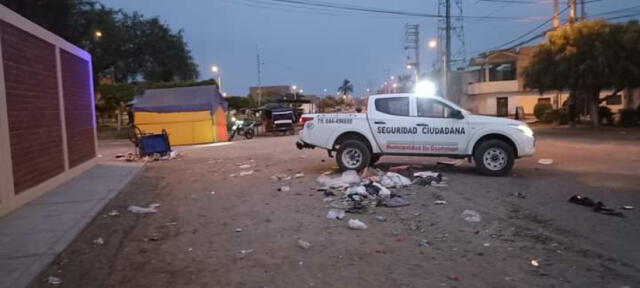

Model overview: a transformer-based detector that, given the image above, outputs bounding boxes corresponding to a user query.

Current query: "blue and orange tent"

[133,85,229,145]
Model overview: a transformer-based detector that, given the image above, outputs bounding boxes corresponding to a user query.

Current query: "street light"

[292,85,298,100]
[428,39,437,49]
[211,65,222,92]
[94,30,103,39]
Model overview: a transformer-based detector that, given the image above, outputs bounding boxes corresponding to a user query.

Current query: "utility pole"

[436,0,465,100]
[257,52,263,106]
[553,0,560,29]
[569,0,577,24]
[404,24,420,84]
[443,0,451,99]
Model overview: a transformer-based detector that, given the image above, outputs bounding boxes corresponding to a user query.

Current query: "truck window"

[375,97,410,117]
[417,98,454,118]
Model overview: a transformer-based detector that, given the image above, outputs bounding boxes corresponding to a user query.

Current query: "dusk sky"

[100,0,636,97]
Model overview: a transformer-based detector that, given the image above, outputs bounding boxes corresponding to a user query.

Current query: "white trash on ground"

[461,210,481,222]
[128,204,160,214]
[538,159,553,165]
[239,170,254,176]
[48,276,62,285]
[92,237,104,245]
[317,170,361,188]
[297,239,311,249]
[348,219,368,230]
[278,186,291,192]
[326,209,346,220]
[373,183,391,198]
[380,172,412,188]
[238,164,252,169]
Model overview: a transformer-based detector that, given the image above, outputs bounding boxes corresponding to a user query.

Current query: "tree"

[1,0,199,84]
[337,79,354,98]
[523,20,640,127]
[225,96,256,111]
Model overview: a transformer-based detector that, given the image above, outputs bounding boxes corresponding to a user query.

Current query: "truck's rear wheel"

[336,140,371,171]
[473,139,514,176]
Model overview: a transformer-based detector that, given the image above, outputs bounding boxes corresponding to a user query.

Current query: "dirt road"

[30,128,640,287]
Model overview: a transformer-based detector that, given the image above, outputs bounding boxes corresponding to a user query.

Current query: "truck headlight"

[510,124,533,137]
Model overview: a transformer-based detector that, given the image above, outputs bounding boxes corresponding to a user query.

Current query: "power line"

[246,0,526,20]
[472,5,570,54]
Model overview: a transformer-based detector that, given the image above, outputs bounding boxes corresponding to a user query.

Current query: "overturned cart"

[128,126,172,157]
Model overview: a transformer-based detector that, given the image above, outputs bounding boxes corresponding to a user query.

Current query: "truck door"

[368,96,418,153]
[413,97,469,155]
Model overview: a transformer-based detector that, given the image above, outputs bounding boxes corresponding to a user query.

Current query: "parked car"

[296,93,535,176]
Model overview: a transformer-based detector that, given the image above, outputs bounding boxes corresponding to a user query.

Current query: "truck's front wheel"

[336,140,371,171]
[473,139,514,176]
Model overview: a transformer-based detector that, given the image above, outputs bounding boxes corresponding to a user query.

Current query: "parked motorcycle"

[228,119,256,141]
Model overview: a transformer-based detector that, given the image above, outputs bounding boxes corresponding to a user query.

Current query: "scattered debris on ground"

[294,172,305,178]
[418,239,430,247]
[127,204,160,214]
[235,228,243,232]
[316,168,452,228]
[92,237,104,245]
[538,158,553,165]
[237,249,254,258]
[106,210,120,217]
[461,210,481,222]
[326,209,345,220]
[530,259,540,267]
[511,192,527,199]
[238,164,252,169]
[278,186,290,192]
[569,195,625,217]
[621,205,634,210]
[297,239,311,249]
[271,174,292,181]
[348,219,368,230]
[47,276,61,285]
[239,170,254,176]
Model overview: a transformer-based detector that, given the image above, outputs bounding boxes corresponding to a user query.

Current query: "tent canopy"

[134,85,228,113]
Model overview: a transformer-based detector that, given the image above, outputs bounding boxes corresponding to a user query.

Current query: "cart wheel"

[128,125,143,146]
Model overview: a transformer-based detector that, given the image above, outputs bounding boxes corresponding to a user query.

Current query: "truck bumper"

[518,136,536,157]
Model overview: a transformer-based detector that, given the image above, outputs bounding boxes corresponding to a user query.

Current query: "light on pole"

[211,65,222,92]
[428,39,437,49]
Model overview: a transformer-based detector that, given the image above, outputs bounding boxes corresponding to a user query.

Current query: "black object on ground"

[568,195,624,218]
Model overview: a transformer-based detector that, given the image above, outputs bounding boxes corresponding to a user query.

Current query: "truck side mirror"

[450,109,464,119]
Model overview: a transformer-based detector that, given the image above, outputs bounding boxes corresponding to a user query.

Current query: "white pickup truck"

[296,93,535,176]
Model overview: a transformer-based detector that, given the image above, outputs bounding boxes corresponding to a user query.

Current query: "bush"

[619,108,637,127]
[599,106,614,126]
[534,102,553,121]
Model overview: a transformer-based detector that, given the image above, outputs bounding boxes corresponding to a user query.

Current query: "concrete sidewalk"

[0,163,142,288]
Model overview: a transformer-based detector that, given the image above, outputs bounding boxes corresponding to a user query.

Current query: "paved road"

[29,128,640,288]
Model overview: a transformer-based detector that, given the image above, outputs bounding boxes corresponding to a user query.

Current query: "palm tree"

[337,79,354,98]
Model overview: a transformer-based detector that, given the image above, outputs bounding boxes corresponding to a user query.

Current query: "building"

[0,5,97,216]
[460,46,636,117]
[248,85,294,103]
